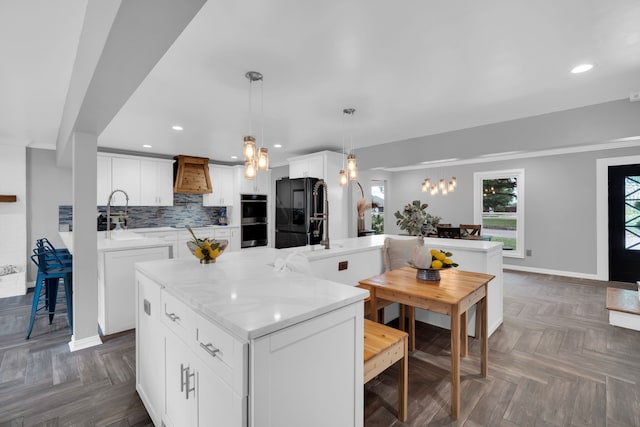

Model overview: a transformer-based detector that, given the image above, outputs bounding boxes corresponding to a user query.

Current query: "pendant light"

[243,71,269,179]
[344,108,358,180]
[421,174,457,196]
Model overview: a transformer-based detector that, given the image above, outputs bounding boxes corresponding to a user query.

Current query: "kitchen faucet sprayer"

[310,179,330,249]
[106,189,129,239]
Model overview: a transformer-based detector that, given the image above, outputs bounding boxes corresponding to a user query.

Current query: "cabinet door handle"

[199,342,220,358]
[180,363,186,393]
[185,366,195,400]
[165,312,180,322]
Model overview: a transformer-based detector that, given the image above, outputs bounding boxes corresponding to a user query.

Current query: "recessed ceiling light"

[171,125,183,131]
[142,144,152,148]
[273,144,282,148]
[230,155,238,160]
[571,64,593,74]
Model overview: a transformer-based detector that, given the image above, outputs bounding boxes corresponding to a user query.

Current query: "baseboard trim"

[503,264,602,281]
[68,334,103,352]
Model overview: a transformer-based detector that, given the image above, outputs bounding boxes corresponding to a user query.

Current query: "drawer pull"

[165,312,180,322]
[199,342,220,358]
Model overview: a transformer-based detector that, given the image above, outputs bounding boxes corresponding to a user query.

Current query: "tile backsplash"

[59,193,228,230]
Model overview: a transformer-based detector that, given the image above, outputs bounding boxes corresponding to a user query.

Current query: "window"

[474,169,525,258]
[371,180,385,234]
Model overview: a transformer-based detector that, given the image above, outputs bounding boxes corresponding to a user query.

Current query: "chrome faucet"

[106,189,129,239]
[310,179,330,249]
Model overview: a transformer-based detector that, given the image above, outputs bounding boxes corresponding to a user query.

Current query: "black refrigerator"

[275,177,324,249]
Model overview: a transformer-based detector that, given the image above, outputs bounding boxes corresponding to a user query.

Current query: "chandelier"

[243,71,268,179]
[421,176,457,195]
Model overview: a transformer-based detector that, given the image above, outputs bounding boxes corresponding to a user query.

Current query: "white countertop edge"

[285,234,503,261]
[59,231,175,253]
[130,225,239,233]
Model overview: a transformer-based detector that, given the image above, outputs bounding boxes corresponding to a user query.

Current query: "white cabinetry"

[161,290,247,427]
[136,273,164,426]
[236,166,270,195]
[98,246,170,335]
[97,155,112,205]
[140,158,174,206]
[287,151,349,240]
[111,157,141,205]
[214,227,240,253]
[204,165,235,207]
[97,154,174,206]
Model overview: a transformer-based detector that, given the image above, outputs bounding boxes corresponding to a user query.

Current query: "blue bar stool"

[26,245,73,339]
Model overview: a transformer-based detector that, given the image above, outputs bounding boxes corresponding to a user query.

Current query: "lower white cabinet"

[136,270,364,427]
[98,246,170,335]
[214,227,240,253]
[136,273,164,426]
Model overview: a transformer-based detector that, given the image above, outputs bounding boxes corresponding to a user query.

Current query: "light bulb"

[439,179,445,189]
[257,147,269,170]
[347,154,357,171]
[349,166,358,180]
[339,169,348,186]
[451,176,457,187]
[245,161,256,179]
[243,136,256,161]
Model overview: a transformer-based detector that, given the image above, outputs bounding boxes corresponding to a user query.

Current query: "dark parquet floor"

[1,271,639,426]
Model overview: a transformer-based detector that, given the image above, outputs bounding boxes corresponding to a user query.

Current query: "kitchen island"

[283,234,504,336]
[135,249,369,427]
[59,230,173,335]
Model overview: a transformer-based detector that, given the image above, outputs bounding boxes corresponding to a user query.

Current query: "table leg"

[450,305,460,420]
[399,335,408,421]
[479,294,488,377]
[460,311,468,357]
[408,306,415,351]
[371,292,379,323]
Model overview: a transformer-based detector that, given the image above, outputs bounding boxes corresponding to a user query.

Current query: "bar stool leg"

[26,274,45,339]
[64,273,73,333]
[47,278,60,324]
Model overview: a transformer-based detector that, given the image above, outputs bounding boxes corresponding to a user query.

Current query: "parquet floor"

[0,271,639,426]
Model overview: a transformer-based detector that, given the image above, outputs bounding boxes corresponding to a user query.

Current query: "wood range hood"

[173,155,213,194]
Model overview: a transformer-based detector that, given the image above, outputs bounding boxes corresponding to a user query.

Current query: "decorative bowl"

[186,239,228,264]
[407,261,441,282]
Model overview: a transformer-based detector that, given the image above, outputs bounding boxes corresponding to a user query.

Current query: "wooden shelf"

[0,195,17,203]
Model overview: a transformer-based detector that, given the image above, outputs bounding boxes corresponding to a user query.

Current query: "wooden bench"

[606,287,640,331]
[363,319,408,421]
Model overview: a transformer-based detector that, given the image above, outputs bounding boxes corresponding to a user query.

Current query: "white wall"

[0,144,27,297]
[385,145,640,278]
[26,148,72,282]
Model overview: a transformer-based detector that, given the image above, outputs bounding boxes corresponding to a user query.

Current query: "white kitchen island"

[283,234,504,336]
[135,249,369,427]
[59,230,173,335]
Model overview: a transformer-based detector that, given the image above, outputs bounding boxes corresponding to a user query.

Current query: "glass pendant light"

[343,108,358,180]
[244,136,256,162]
[339,169,348,186]
[257,147,269,170]
[243,71,264,179]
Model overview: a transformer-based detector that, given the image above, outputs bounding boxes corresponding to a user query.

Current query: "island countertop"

[59,230,174,253]
[283,233,503,260]
[135,249,369,340]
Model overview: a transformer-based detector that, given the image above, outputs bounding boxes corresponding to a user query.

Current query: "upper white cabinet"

[288,155,325,179]
[97,155,112,205]
[203,164,235,207]
[140,158,174,206]
[236,165,270,195]
[97,154,174,206]
[112,157,142,205]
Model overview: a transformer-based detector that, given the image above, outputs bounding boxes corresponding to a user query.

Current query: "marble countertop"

[283,234,503,261]
[58,231,174,253]
[136,249,369,340]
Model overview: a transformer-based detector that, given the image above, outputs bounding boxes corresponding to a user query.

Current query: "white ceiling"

[2,1,640,168]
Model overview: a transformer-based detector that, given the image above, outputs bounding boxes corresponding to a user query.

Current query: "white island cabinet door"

[251,303,363,427]
[136,273,163,426]
[164,331,197,427]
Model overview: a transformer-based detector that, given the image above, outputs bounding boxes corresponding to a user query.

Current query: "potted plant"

[393,200,441,237]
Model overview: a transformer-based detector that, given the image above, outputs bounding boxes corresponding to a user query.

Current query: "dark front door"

[608,164,640,282]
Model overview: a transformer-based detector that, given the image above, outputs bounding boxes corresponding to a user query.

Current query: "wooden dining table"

[358,266,495,420]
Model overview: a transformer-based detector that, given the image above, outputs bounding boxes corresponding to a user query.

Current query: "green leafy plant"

[394,200,441,236]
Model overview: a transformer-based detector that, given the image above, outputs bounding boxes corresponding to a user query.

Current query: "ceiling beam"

[56,0,207,166]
